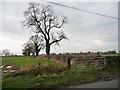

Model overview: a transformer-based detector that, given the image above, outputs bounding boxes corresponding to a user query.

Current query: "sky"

[0,0,119,55]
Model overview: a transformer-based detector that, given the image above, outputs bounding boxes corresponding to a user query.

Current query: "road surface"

[68,78,119,88]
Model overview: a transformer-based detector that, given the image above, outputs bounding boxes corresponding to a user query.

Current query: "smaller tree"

[22,35,44,56]
[30,34,44,56]
[22,42,34,56]
[97,51,101,54]
[111,50,117,54]
[2,49,10,56]
[87,51,91,54]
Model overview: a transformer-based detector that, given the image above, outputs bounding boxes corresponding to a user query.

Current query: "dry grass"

[7,63,68,76]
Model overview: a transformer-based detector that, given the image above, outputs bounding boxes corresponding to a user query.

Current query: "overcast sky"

[0,0,118,55]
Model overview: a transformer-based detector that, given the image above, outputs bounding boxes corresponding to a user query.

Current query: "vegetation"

[22,35,44,56]
[101,54,118,56]
[29,35,44,56]
[2,69,98,88]
[2,57,61,68]
[2,56,119,88]
[22,42,35,56]
[1,1,119,89]
[2,49,10,56]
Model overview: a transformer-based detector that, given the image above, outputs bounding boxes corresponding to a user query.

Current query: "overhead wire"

[44,1,119,20]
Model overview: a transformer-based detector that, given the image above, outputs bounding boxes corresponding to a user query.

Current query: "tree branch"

[50,36,66,45]
[48,16,67,33]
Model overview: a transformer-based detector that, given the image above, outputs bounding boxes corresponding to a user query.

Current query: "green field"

[2,57,55,68]
[2,56,119,88]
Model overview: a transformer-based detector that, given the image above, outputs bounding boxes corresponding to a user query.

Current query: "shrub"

[106,56,119,68]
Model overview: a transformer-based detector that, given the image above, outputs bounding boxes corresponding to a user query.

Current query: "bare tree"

[30,34,44,56]
[23,2,68,55]
[22,41,34,56]
[2,49,10,56]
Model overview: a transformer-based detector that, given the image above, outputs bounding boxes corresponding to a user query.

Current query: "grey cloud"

[1,2,118,54]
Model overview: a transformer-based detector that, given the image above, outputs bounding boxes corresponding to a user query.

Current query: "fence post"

[104,56,107,68]
[68,58,71,69]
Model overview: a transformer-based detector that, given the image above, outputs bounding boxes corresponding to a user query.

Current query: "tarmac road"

[68,78,119,88]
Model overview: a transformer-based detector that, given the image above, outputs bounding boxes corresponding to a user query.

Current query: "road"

[68,78,119,88]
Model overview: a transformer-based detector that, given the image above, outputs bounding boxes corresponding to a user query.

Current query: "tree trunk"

[28,52,30,56]
[35,44,39,56]
[46,42,50,60]
[46,44,50,55]
[36,51,39,56]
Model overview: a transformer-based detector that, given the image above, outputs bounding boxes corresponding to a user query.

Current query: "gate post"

[68,58,71,69]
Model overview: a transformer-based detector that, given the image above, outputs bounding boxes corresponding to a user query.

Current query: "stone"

[10,70,16,73]
[6,66,12,69]
[3,70,8,73]
[0,65,4,69]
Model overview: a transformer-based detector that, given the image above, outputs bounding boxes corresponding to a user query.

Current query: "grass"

[3,66,119,88]
[2,56,119,88]
[2,57,58,68]
[101,54,119,56]
[2,56,66,77]
[2,69,95,88]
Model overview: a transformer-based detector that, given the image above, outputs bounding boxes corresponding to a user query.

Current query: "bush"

[106,56,119,68]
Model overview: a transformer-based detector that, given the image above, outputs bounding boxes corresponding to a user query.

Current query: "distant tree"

[22,2,68,56]
[22,42,35,56]
[97,51,101,54]
[111,50,117,54]
[88,51,91,54]
[80,52,84,54]
[10,53,15,56]
[2,49,10,56]
[30,34,44,56]
[106,50,117,54]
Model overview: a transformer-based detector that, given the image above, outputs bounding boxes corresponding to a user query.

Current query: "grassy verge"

[2,69,98,88]
[3,66,119,88]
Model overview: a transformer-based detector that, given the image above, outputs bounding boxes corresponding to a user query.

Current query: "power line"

[47,1,119,20]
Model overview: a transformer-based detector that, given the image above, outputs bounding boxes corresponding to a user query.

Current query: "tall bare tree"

[23,2,68,55]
